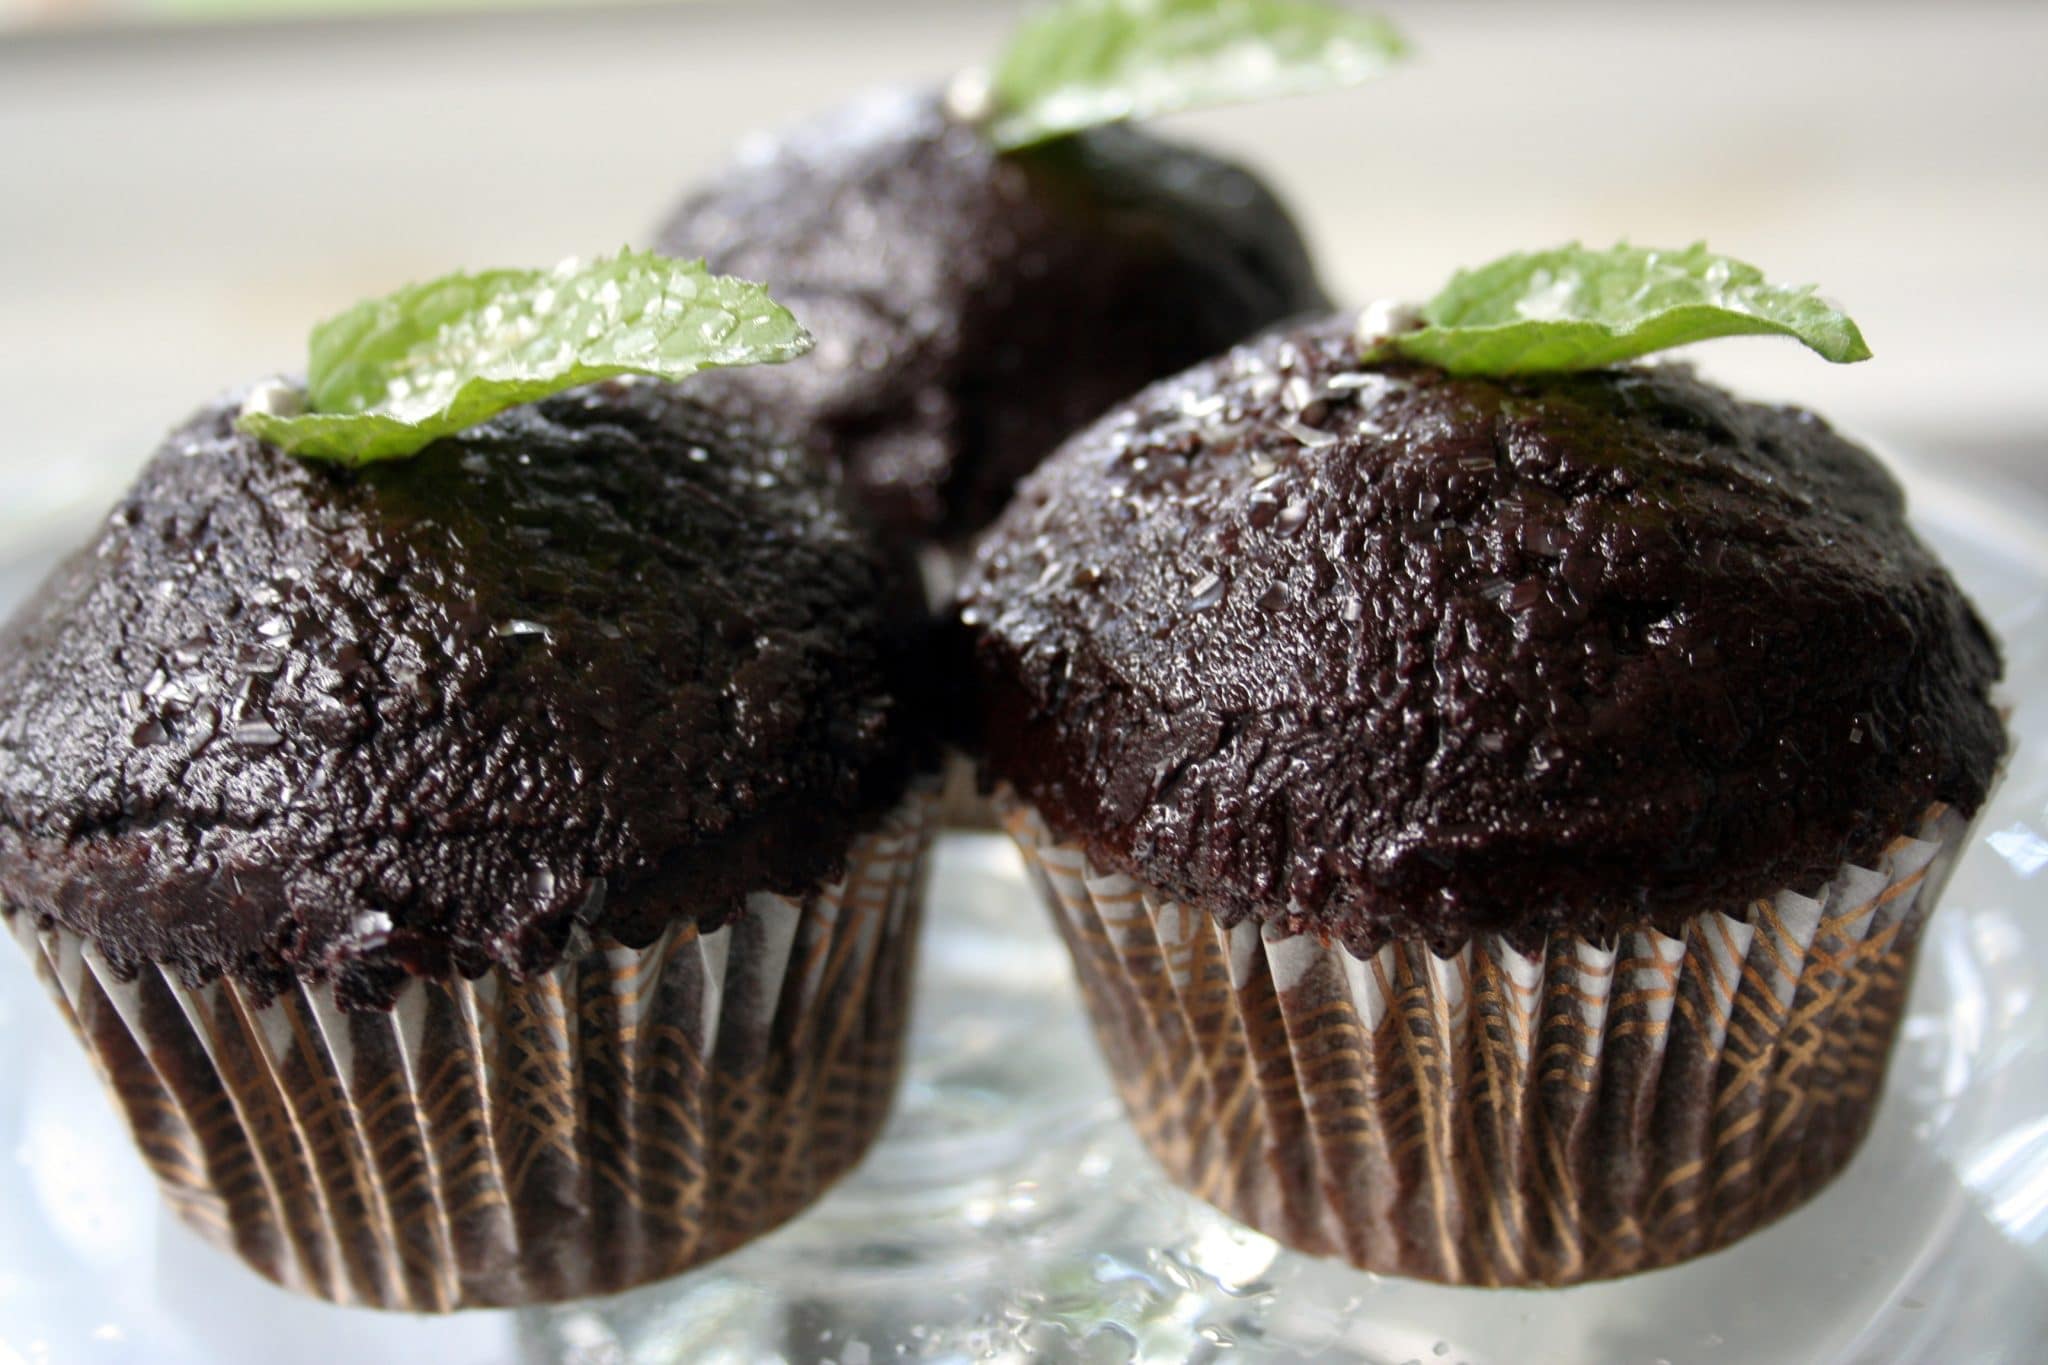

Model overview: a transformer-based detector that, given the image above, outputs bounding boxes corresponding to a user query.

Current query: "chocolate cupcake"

[959,262,2005,1284]
[654,87,1327,550]
[0,370,934,1308]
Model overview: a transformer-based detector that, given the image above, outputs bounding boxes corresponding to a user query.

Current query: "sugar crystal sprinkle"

[1277,417,1337,449]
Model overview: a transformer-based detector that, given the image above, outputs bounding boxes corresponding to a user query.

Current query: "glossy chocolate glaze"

[960,315,2005,950]
[0,381,924,1009]
[654,87,1328,544]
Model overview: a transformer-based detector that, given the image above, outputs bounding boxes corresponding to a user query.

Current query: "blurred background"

[0,0,2044,558]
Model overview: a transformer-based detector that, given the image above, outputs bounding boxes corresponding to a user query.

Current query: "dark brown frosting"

[0,381,926,1009]
[654,87,1328,544]
[959,314,2006,950]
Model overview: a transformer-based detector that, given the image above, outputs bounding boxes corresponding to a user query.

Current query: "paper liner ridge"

[4,792,932,1310]
[1001,792,1972,1286]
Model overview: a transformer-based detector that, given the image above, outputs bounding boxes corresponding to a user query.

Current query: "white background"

[0,0,2044,561]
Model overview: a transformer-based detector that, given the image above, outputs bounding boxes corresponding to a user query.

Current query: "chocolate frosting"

[959,315,2006,949]
[0,381,924,1009]
[654,87,1328,543]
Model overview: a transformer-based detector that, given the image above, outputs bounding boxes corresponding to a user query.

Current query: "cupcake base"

[1001,794,1972,1286]
[5,792,932,1311]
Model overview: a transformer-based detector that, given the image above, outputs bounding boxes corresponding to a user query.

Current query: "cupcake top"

[0,380,925,1009]
[655,87,1328,543]
[959,312,2004,950]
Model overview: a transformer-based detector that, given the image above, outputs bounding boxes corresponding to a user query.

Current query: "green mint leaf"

[1361,242,1872,376]
[985,0,1406,153]
[238,250,812,463]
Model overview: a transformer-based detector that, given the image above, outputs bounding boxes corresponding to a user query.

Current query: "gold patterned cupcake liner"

[1000,792,1973,1286]
[4,790,933,1311]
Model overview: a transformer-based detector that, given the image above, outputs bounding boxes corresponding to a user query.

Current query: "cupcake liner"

[1000,792,1975,1286]
[4,791,932,1311]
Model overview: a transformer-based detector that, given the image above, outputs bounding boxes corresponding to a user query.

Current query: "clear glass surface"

[2,468,2044,1365]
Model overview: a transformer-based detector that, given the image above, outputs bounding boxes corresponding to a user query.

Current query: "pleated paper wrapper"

[5,792,932,1311]
[1001,793,1974,1286]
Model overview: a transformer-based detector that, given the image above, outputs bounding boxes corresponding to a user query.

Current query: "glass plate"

[2,468,2044,1365]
